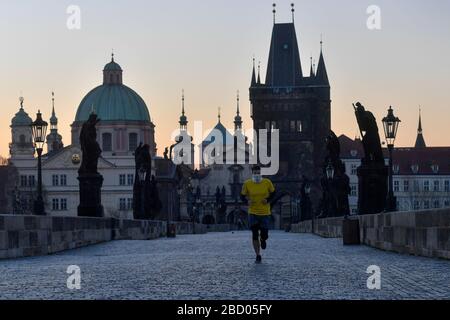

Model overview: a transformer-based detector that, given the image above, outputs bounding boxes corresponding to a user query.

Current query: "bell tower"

[10,97,35,159]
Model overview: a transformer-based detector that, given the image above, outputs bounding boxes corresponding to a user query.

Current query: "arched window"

[102,133,112,152]
[129,132,138,151]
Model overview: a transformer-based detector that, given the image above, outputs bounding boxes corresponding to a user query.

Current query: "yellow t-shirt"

[241,178,275,216]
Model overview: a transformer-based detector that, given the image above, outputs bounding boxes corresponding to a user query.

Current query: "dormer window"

[393,165,400,174]
[411,164,419,174]
[431,164,439,174]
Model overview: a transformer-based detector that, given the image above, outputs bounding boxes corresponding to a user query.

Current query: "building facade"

[339,114,450,214]
[8,56,157,218]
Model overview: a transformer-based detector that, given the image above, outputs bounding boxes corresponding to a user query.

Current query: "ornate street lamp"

[31,110,48,216]
[382,106,401,212]
[326,161,335,180]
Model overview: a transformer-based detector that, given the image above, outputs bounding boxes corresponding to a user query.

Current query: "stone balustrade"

[0,215,207,260]
[291,208,450,260]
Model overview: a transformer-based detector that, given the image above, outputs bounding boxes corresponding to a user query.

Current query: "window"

[290,120,296,132]
[424,200,430,210]
[119,174,126,186]
[351,164,358,175]
[52,199,59,211]
[445,181,450,192]
[411,165,419,174]
[296,120,303,132]
[119,198,127,211]
[20,175,27,187]
[52,175,59,186]
[434,180,440,192]
[127,174,134,186]
[60,175,67,186]
[434,200,440,209]
[413,180,420,192]
[393,165,400,174]
[431,165,439,174]
[394,180,400,192]
[102,133,112,152]
[403,180,409,192]
[445,200,450,208]
[423,181,430,192]
[60,199,67,211]
[28,176,35,187]
[129,133,138,151]
[350,185,357,197]
[127,198,133,210]
[414,201,420,210]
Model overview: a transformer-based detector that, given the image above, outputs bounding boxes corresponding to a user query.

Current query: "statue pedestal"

[357,163,388,215]
[78,173,104,217]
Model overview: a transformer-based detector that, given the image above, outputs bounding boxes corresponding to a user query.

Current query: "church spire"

[179,89,188,131]
[414,107,426,148]
[50,92,58,130]
[309,56,315,78]
[234,90,243,131]
[218,107,221,123]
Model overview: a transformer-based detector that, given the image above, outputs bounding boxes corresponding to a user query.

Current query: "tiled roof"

[338,135,450,175]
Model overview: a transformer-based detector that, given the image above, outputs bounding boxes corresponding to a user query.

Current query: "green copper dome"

[11,107,33,126]
[74,56,151,123]
[75,84,151,122]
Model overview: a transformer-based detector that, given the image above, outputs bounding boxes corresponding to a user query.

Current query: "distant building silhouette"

[415,109,426,148]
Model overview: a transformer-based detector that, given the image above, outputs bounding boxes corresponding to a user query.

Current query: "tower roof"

[315,45,329,86]
[50,92,58,125]
[179,90,188,127]
[265,23,303,87]
[414,109,426,148]
[11,97,32,126]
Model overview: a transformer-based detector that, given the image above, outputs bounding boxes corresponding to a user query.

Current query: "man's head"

[252,165,262,183]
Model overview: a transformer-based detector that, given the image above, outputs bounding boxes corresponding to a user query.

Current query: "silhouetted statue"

[133,143,161,219]
[77,113,104,217]
[353,102,388,215]
[79,113,101,174]
[354,102,384,164]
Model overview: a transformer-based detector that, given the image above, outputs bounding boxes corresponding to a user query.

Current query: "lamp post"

[382,106,401,212]
[137,166,147,219]
[31,110,48,216]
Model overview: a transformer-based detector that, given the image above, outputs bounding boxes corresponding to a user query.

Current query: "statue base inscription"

[78,173,104,217]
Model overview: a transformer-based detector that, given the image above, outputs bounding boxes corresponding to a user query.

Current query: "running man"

[241,165,276,263]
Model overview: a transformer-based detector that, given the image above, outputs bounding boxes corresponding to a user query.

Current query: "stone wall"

[0,215,208,260]
[290,208,450,260]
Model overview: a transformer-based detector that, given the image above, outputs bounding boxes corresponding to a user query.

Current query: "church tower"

[249,5,331,199]
[46,92,64,154]
[10,97,35,159]
[173,90,195,169]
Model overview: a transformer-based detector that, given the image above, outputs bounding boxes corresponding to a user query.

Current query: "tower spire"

[179,89,188,130]
[309,56,315,77]
[257,61,261,84]
[234,90,243,131]
[218,107,221,123]
[415,107,426,148]
[291,3,295,23]
[316,36,329,86]
[272,3,276,24]
[251,57,257,87]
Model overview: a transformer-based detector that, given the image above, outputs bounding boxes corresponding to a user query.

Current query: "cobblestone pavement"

[0,231,449,300]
